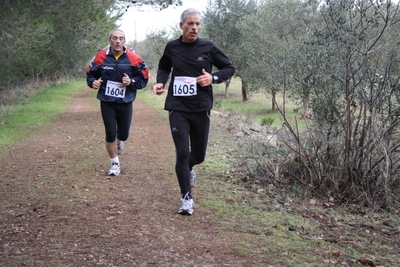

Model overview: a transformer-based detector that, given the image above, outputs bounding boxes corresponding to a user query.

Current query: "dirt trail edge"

[0,88,254,266]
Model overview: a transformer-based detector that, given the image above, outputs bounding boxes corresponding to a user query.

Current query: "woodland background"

[1,0,400,211]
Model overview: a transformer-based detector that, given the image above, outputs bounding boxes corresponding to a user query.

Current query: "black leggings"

[169,110,210,199]
[101,101,133,143]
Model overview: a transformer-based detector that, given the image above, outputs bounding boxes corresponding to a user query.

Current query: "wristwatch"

[212,75,219,84]
[131,79,135,86]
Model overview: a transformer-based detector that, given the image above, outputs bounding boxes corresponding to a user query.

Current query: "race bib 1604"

[105,80,126,98]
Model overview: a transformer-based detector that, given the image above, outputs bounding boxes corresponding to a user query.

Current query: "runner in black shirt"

[153,8,235,215]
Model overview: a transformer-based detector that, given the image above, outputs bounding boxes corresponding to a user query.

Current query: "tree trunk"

[271,90,276,111]
[241,80,248,102]
[224,77,231,97]
[300,90,312,119]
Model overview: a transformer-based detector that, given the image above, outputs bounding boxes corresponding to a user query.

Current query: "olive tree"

[286,0,400,209]
[118,0,183,11]
[0,0,182,96]
[0,0,117,93]
[202,0,259,100]
[238,0,316,112]
[133,28,180,70]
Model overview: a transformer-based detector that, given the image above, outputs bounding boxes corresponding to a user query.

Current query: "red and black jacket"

[86,47,149,103]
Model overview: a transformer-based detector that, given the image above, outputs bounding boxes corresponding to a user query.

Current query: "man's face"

[180,13,201,43]
[108,30,125,56]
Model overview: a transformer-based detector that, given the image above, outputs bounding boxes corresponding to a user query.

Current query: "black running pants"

[169,110,211,199]
[101,101,133,143]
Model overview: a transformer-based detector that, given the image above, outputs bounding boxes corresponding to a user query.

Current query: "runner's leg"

[189,111,211,169]
[169,110,192,198]
[116,102,133,141]
[101,101,118,157]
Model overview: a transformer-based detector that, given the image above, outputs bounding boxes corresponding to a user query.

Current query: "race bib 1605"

[173,76,197,96]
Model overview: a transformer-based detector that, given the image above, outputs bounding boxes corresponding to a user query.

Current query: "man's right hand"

[92,80,102,90]
[153,83,165,95]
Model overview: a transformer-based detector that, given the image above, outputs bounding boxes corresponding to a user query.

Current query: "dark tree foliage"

[0,0,183,95]
[117,0,183,11]
[203,0,259,100]
[0,0,118,93]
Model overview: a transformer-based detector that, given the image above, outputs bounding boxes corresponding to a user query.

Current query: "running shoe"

[178,193,195,215]
[108,162,120,176]
[190,169,196,187]
[117,140,124,155]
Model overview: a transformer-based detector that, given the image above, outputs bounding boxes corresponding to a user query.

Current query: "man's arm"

[156,46,172,87]
[211,46,235,83]
[127,52,149,90]
[86,51,106,88]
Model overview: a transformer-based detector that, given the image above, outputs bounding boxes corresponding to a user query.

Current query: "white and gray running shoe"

[178,193,195,215]
[108,162,120,176]
[190,169,196,187]
[117,140,124,155]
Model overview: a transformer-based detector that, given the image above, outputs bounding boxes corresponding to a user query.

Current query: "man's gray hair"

[180,8,202,24]
[108,28,125,40]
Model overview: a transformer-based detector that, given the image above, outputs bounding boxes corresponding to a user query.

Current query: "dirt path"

[0,88,253,266]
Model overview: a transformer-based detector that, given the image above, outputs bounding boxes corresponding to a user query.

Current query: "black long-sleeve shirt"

[156,36,235,112]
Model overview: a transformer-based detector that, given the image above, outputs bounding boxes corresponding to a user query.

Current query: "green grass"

[136,83,399,265]
[139,78,305,130]
[104,83,400,265]
[196,174,338,266]
[0,80,86,153]
[137,87,166,109]
[3,79,398,266]
[212,79,305,130]
[197,128,400,265]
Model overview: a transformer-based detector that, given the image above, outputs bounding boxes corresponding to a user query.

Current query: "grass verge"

[200,118,400,266]
[0,80,87,155]
[212,79,305,130]
[139,85,400,266]
[2,81,398,266]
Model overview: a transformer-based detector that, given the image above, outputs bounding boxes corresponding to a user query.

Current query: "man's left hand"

[122,73,131,86]
[197,69,212,87]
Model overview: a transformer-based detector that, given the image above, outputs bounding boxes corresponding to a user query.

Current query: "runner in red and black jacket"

[86,45,148,103]
[86,28,149,177]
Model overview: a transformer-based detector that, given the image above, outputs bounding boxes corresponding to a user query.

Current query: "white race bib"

[105,80,126,98]
[173,76,197,96]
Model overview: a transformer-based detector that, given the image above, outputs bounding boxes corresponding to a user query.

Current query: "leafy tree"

[0,0,117,93]
[133,29,176,70]
[238,0,317,112]
[284,0,400,209]
[118,0,183,11]
[203,0,259,100]
[0,0,181,97]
